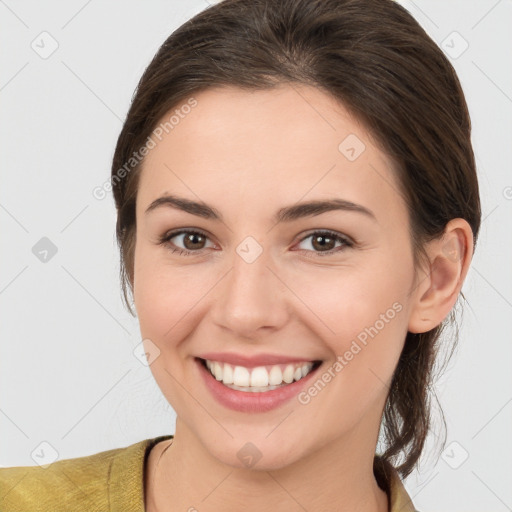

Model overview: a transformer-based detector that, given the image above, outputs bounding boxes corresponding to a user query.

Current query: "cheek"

[134,266,190,342]
[133,245,206,407]
[290,249,413,382]
[133,241,216,351]
[296,262,410,341]
[293,264,410,432]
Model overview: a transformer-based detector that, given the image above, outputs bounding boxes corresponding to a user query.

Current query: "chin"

[201,432,306,472]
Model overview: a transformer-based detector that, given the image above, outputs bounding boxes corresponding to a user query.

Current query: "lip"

[197,351,317,368]
[195,357,322,413]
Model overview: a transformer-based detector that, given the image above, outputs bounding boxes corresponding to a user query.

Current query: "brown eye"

[295,230,354,257]
[182,232,206,250]
[311,233,337,251]
[158,229,215,255]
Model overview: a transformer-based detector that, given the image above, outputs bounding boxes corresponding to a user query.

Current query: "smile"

[200,358,322,392]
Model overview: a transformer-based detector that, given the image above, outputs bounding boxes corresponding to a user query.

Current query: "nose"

[209,246,289,339]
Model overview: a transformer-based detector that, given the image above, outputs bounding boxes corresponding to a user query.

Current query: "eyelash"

[157,228,354,258]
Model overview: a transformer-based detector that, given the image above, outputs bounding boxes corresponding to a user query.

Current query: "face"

[133,84,419,470]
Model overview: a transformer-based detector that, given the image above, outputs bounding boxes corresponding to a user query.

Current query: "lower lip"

[195,358,321,413]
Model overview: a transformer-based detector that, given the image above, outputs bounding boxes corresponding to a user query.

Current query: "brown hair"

[111,0,481,479]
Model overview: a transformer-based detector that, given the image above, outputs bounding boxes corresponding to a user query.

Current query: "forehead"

[137,84,406,227]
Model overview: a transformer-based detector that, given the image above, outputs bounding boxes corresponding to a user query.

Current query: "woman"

[0,0,481,510]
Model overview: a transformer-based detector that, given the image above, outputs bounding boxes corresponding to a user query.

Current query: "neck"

[147,420,389,512]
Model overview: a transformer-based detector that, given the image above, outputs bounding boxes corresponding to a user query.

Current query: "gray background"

[1,1,511,510]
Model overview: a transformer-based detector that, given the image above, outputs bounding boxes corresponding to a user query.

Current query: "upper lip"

[197,352,320,368]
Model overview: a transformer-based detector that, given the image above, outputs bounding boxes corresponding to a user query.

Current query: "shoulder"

[0,443,128,512]
[0,436,172,512]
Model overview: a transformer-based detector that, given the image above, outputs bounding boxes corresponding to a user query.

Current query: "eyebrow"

[144,194,377,223]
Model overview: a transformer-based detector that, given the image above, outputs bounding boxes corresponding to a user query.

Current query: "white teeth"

[203,359,316,391]
[250,366,269,387]
[268,365,283,386]
[213,361,223,381]
[232,365,250,387]
[222,363,234,384]
[225,383,286,392]
[282,364,295,384]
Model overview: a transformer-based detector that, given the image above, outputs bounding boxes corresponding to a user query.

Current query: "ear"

[408,218,474,334]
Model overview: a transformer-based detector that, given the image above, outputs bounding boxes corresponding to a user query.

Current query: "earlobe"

[408,219,474,334]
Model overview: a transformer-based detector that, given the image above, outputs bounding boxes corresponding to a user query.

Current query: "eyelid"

[292,229,354,256]
[295,229,354,246]
[158,227,355,256]
[158,228,215,247]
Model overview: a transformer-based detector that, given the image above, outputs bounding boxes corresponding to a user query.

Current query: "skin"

[132,84,474,512]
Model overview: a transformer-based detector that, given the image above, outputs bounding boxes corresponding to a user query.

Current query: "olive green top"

[0,435,417,511]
